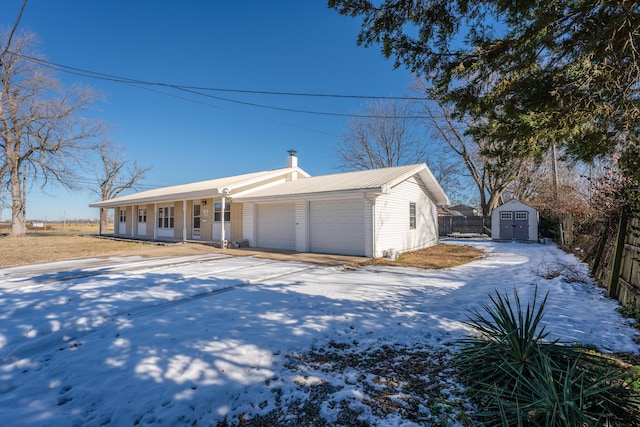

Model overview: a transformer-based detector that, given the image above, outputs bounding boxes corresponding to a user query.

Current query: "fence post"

[608,206,628,299]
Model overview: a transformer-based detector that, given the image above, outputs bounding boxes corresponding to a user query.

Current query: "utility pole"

[551,143,564,246]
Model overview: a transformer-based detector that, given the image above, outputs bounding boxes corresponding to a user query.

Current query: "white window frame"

[409,202,416,229]
[158,206,175,229]
[214,201,231,222]
[138,207,147,223]
[119,209,126,223]
[500,212,513,220]
[515,211,528,220]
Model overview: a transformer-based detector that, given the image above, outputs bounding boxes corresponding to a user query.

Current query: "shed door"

[309,200,365,256]
[256,203,295,250]
[499,211,514,240]
[514,211,529,240]
[499,211,529,240]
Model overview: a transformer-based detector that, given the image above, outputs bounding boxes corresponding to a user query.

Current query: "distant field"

[0,222,109,234]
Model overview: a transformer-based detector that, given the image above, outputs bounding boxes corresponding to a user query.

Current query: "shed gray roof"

[234,164,450,205]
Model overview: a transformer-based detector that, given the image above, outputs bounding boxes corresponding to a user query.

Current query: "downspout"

[370,196,377,258]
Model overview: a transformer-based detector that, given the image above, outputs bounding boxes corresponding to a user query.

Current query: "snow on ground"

[0,240,637,426]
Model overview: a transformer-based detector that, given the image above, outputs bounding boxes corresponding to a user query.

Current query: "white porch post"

[153,203,158,240]
[220,196,226,247]
[183,200,187,241]
[131,205,136,237]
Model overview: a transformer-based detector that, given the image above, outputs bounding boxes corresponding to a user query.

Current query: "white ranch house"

[90,153,450,257]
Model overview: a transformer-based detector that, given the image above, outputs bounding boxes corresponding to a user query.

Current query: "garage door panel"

[257,204,295,250]
[310,200,365,256]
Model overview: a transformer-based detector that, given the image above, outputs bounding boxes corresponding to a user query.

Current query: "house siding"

[374,176,438,257]
[242,203,256,246]
[230,202,243,241]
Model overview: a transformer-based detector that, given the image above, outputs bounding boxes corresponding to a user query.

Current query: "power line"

[11,52,433,119]
[14,52,425,100]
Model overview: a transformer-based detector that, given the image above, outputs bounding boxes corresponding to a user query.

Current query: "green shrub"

[457,287,640,426]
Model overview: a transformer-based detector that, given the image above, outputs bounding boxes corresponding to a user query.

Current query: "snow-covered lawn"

[0,240,637,426]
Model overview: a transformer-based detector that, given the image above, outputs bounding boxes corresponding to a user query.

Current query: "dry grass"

[0,235,151,268]
[364,243,485,269]
[0,233,485,270]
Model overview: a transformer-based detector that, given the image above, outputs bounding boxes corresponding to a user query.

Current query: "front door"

[137,207,147,236]
[118,208,127,235]
[192,203,201,239]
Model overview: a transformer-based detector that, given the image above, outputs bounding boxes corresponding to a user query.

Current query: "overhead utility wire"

[14,52,426,100]
[13,52,432,119]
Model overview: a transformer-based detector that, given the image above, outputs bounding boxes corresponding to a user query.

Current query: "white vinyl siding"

[374,176,438,257]
[256,203,296,250]
[242,203,256,245]
[309,199,366,256]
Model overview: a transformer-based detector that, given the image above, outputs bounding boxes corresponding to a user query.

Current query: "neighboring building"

[491,199,539,242]
[439,204,480,217]
[90,152,449,257]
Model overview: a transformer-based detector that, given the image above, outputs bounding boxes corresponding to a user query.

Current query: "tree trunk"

[10,166,25,237]
[100,208,109,234]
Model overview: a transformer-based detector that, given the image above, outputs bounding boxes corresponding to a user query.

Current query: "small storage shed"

[491,200,538,242]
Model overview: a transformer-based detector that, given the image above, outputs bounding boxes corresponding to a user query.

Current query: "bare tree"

[336,101,427,170]
[0,32,103,236]
[90,142,149,232]
[417,91,532,217]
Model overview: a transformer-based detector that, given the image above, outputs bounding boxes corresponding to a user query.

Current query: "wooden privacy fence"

[438,216,490,236]
[594,210,640,307]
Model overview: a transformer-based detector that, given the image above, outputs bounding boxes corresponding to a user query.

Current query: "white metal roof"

[89,167,309,208]
[234,164,450,205]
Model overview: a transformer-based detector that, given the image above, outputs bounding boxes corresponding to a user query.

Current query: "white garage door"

[256,203,296,250]
[310,199,366,256]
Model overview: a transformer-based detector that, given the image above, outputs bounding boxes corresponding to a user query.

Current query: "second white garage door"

[256,203,296,250]
[310,199,366,256]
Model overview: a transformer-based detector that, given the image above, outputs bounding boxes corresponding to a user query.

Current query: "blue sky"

[1,0,418,221]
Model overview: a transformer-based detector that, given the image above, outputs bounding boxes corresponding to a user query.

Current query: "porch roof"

[90,167,309,208]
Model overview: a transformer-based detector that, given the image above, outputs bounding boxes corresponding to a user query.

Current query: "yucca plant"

[457,287,640,426]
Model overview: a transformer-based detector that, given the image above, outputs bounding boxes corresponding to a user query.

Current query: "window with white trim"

[119,209,126,223]
[409,202,416,229]
[138,207,147,223]
[214,201,231,222]
[157,206,174,229]
[515,211,528,220]
[500,212,513,220]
